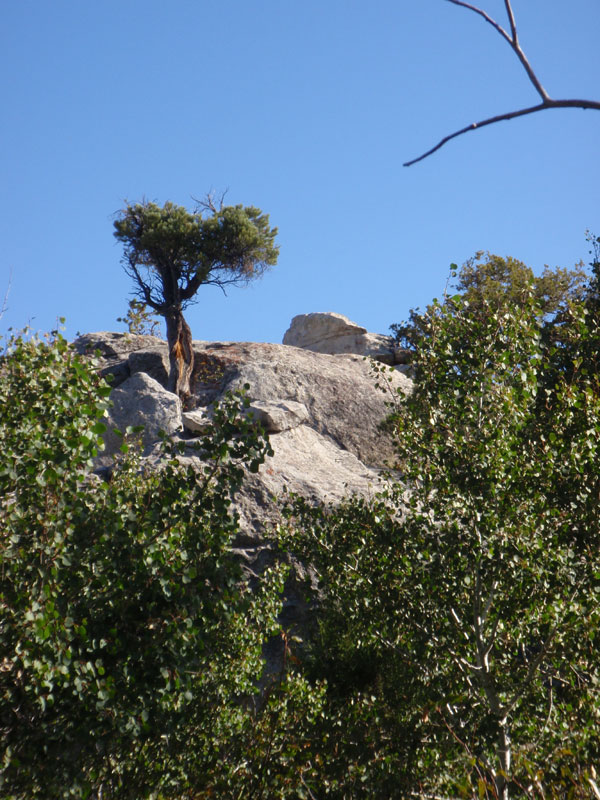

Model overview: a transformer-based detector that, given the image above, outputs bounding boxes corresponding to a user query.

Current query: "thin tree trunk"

[496,723,511,800]
[165,307,194,400]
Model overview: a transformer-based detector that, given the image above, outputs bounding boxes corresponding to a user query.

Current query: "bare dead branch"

[0,268,13,321]
[503,0,517,43]
[404,99,600,166]
[404,0,600,166]
[125,256,164,312]
[192,190,228,215]
[445,0,512,46]
[447,0,549,100]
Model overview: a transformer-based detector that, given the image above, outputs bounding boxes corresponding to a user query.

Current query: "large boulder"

[247,400,310,433]
[283,311,397,364]
[231,424,382,547]
[81,328,412,541]
[80,323,412,645]
[100,371,182,461]
[194,341,410,469]
[128,348,170,386]
[283,311,368,346]
[74,332,166,388]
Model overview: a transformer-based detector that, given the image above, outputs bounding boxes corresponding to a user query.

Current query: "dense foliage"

[284,263,600,798]
[390,252,587,358]
[0,330,323,799]
[4,243,600,799]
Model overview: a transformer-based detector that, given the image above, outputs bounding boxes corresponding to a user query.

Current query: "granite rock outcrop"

[75,316,412,583]
[283,311,411,369]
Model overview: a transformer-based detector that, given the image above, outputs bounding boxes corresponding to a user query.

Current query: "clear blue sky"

[1,0,599,344]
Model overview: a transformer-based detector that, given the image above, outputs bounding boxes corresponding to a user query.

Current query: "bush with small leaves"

[390,252,587,363]
[285,283,600,799]
[116,299,161,336]
[0,328,325,799]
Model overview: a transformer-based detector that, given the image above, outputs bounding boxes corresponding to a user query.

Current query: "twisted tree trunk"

[165,307,194,400]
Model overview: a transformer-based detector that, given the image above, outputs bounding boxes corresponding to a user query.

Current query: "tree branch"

[404,0,600,166]
[446,0,549,101]
[192,190,228,215]
[0,267,12,321]
[445,0,513,47]
[179,267,211,303]
[503,0,517,43]
[589,778,600,800]
[438,707,494,779]
[125,256,165,312]
[404,99,600,167]
[504,623,558,717]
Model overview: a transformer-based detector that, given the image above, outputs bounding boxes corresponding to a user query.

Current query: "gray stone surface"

[283,311,367,347]
[282,311,397,363]
[100,371,182,460]
[82,329,412,531]
[220,424,384,560]
[74,331,166,388]
[203,341,410,468]
[182,409,212,434]
[256,424,381,505]
[247,400,309,433]
[74,331,164,360]
[128,348,169,387]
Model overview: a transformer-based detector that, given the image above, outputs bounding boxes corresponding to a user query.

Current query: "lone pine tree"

[114,197,279,399]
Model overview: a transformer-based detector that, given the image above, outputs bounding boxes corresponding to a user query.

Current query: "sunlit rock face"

[283,311,399,365]
[75,319,412,623]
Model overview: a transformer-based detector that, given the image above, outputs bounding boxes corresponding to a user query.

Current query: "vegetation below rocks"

[2,244,600,799]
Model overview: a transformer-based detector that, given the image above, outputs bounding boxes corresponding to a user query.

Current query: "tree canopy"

[284,259,600,798]
[114,198,278,399]
[390,251,587,359]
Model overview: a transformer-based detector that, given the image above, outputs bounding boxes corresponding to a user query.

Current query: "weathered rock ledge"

[74,313,412,592]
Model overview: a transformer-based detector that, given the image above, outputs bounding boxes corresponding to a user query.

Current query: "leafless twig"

[404,0,600,166]
[0,268,12,321]
[299,774,319,800]
[192,189,228,214]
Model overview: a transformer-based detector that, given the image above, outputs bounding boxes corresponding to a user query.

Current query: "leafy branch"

[404,0,600,166]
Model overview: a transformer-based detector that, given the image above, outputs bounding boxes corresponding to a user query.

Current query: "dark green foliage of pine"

[113,200,279,315]
[113,197,279,399]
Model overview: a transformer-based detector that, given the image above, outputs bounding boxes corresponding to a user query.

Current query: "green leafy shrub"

[0,329,323,799]
[285,283,600,798]
[116,299,161,336]
[390,252,587,361]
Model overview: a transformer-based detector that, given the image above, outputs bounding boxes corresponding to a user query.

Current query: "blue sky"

[1,0,599,344]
